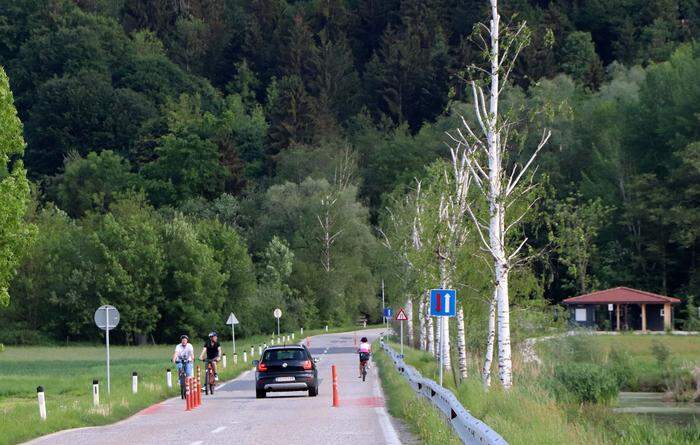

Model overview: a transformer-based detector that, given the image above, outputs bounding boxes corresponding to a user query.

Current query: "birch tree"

[448,0,551,389]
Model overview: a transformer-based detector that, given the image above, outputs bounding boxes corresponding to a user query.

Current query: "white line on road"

[371,359,401,445]
[189,441,203,445]
[211,426,227,434]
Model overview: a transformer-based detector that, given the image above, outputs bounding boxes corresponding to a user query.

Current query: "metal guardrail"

[380,340,508,445]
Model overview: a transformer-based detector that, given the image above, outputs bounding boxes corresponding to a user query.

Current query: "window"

[575,308,587,322]
[660,308,665,316]
[263,349,306,361]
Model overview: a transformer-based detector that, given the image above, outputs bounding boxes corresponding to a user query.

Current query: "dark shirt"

[203,340,221,360]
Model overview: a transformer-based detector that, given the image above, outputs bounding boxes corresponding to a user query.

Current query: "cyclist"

[200,332,222,381]
[358,336,371,378]
[172,334,194,377]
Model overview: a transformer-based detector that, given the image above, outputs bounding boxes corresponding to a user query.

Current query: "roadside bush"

[553,362,619,404]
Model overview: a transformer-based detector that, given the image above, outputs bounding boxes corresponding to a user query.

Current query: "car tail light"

[302,360,312,370]
[257,362,268,372]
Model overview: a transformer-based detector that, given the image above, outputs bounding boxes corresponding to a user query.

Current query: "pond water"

[614,392,700,425]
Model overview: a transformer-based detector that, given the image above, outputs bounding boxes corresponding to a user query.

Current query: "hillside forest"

[1,0,699,349]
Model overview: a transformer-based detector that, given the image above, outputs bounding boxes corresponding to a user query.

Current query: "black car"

[253,345,319,398]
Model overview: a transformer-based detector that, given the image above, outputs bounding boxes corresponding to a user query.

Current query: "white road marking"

[189,441,203,445]
[211,426,227,434]
[371,359,401,445]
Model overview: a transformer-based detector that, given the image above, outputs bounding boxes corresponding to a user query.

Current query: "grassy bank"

[0,326,371,445]
[374,345,461,445]
[388,339,700,445]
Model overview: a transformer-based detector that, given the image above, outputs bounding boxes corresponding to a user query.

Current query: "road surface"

[26,329,412,445]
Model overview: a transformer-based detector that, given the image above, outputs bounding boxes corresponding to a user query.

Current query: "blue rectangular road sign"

[383,307,393,318]
[430,289,456,316]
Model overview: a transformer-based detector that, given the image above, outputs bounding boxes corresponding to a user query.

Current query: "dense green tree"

[560,31,603,89]
[51,150,140,218]
[0,67,34,306]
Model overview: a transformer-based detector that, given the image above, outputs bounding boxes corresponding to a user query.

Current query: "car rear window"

[263,349,307,361]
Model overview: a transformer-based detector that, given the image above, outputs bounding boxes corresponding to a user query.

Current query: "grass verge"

[374,344,461,445]
[0,325,376,445]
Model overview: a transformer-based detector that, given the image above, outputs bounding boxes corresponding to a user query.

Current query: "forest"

[0,0,699,349]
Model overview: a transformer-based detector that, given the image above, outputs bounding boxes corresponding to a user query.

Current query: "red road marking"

[341,396,385,407]
[138,402,165,415]
[436,293,442,312]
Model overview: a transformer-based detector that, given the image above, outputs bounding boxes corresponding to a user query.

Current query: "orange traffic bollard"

[195,378,201,407]
[354,332,357,347]
[186,377,192,411]
[332,365,339,407]
[306,337,310,348]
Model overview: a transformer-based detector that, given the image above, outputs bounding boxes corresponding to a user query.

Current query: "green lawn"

[0,325,371,445]
[583,334,700,364]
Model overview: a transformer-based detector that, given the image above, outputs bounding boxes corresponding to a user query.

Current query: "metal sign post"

[429,289,456,387]
[94,305,120,394]
[395,308,408,356]
[226,312,239,356]
[273,308,282,336]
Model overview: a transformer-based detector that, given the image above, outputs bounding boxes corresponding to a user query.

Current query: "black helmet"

[361,337,368,343]
[208,331,218,338]
[180,334,189,340]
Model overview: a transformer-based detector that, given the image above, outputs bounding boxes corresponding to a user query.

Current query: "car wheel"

[256,389,266,399]
[308,386,318,397]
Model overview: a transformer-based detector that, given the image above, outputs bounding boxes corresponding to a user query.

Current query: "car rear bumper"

[263,382,310,391]
[256,372,317,392]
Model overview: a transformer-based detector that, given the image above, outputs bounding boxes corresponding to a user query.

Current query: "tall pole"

[105,307,111,394]
[400,320,404,356]
[438,316,443,386]
[232,323,236,354]
[381,279,386,331]
[277,317,280,336]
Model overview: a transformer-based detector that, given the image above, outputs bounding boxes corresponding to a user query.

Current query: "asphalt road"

[25,329,409,445]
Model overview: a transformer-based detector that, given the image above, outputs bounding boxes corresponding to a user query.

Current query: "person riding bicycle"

[172,334,194,378]
[199,332,222,381]
[358,336,371,378]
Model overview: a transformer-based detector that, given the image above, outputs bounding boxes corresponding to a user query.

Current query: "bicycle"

[176,358,190,399]
[203,359,216,395]
[359,352,370,381]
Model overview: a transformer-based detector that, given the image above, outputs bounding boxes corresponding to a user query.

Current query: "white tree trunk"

[419,294,427,350]
[482,291,497,387]
[456,306,468,379]
[442,316,451,371]
[486,0,513,390]
[406,296,414,347]
[426,300,435,356]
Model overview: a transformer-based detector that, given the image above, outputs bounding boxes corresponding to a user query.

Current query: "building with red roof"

[563,287,680,331]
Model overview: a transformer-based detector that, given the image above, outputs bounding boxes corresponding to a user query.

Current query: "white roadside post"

[92,380,100,406]
[222,354,227,369]
[94,305,120,394]
[233,353,238,365]
[37,386,47,420]
[243,351,247,364]
[250,346,254,357]
[258,345,262,356]
[300,327,304,336]
[226,312,239,358]
[325,325,328,332]
[292,333,295,340]
[132,372,138,394]
[166,369,172,388]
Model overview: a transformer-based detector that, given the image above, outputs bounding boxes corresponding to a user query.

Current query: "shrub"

[608,347,634,388]
[651,340,671,367]
[553,362,619,404]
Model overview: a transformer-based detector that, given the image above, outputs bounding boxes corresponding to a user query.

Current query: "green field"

[0,326,369,445]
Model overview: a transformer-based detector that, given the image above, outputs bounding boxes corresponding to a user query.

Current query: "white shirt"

[359,342,371,353]
[174,343,194,362]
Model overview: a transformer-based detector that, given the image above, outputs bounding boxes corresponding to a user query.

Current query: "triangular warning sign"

[395,308,408,321]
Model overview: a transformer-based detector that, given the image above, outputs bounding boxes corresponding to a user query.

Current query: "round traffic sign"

[273,308,282,319]
[94,305,120,331]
